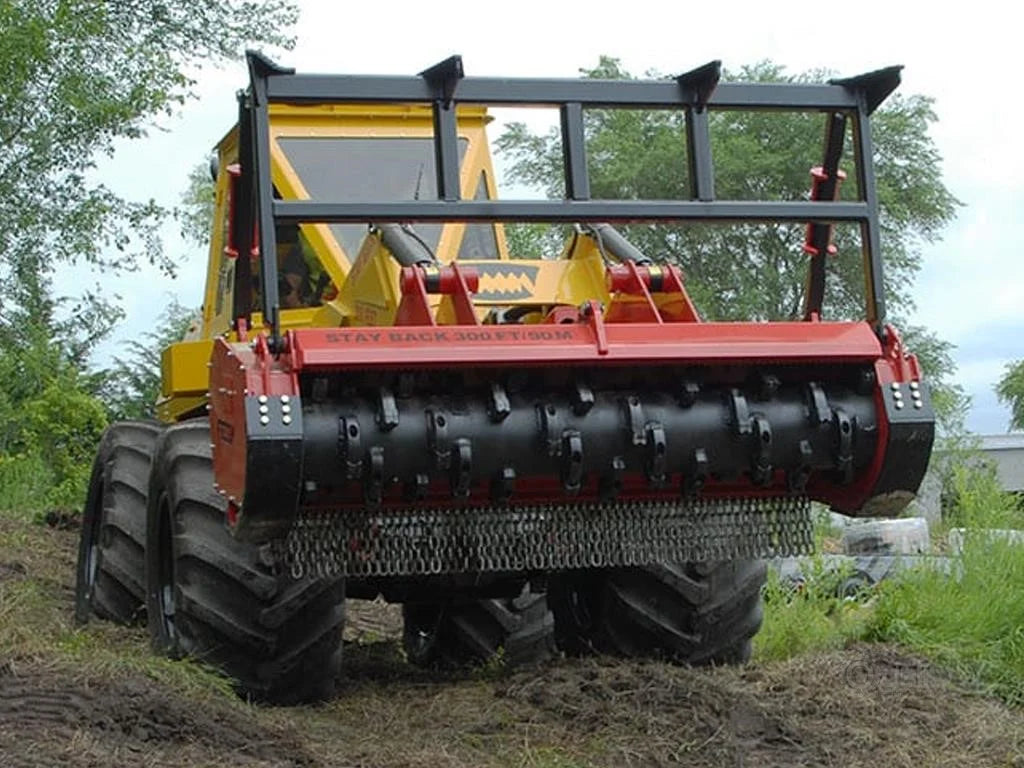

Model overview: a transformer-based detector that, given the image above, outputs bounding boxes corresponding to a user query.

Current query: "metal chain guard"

[276,496,813,579]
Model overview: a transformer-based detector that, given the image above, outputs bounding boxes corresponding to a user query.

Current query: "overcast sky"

[83,0,1022,434]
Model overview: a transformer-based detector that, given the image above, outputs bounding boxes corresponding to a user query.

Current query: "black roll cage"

[232,51,900,351]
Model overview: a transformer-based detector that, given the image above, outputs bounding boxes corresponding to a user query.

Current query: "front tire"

[549,560,767,665]
[75,420,161,624]
[145,420,345,704]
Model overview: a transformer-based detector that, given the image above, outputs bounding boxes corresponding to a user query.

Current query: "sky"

[82,0,1022,434]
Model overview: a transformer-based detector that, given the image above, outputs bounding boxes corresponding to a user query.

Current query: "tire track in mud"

[0,663,318,767]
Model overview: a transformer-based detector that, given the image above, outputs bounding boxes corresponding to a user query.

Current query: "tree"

[102,299,199,421]
[497,58,958,318]
[178,160,218,247]
[0,0,298,510]
[996,361,1024,431]
[0,258,114,510]
[496,57,963,426]
[0,0,297,281]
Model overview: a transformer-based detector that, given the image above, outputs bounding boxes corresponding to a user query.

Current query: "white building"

[978,434,1024,493]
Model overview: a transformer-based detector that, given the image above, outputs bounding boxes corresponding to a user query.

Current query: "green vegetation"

[0,517,236,699]
[0,0,298,512]
[996,359,1024,431]
[757,463,1024,706]
[868,467,1024,705]
[756,557,873,662]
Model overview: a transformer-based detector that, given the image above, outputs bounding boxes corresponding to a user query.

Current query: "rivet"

[894,401,904,410]
[258,395,268,404]
[259,404,269,415]
[281,395,290,404]
[909,381,920,391]
[260,415,270,425]
[282,415,292,425]
[890,382,901,391]
[893,392,903,401]
[281,404,291,414]
[914,401,923,409]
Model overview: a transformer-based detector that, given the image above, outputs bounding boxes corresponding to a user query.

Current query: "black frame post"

[801,112,848,320]
[420,56,465,202]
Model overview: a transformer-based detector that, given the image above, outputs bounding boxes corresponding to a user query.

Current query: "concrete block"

[842,517,930,555]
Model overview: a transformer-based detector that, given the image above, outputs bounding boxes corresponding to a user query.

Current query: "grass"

[0,514,236,702]
[756,461,1024,706]
[0,452,55,520]
[867,465,1024,705]
[755,556,873,662]
[0,488,1023,765]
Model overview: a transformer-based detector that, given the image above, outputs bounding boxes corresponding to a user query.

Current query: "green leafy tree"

[0,260,115,510]
[497,58,957,320]
[102,299,199,421]
[496,57,963,426]
[0,0,298,510]
[0,0,297,280]
[178,160,218,247]
[996,360,1024,431]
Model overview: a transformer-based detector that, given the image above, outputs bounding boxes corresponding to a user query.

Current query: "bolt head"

[259,404,269,415]
[259,415,270,426]
[282,415,292,425]
[281,395,290,404]
[281,404,291,414]
[913,401,923,409]
[894,401,904,410]
[909,381,920,391]
[890,382,901,391]
[258,395,268,404]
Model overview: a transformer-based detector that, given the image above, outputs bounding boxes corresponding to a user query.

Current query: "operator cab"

[200,103,507,338]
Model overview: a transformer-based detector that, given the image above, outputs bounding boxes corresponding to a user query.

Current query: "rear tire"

[75,420,161,624]
[403,586,555,669]
[549,560,767,665]
[145,420,345,704]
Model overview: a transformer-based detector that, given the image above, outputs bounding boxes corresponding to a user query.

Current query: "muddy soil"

[1,519,1022,767]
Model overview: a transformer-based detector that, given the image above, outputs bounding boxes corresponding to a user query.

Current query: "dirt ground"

[1,519,1023,767]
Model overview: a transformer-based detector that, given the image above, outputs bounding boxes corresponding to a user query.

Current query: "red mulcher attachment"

[208,54,932,581]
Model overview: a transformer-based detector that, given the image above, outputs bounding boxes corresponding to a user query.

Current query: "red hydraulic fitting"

[803,165,847,257]
[400,264,480,295]
[606,263,683,294]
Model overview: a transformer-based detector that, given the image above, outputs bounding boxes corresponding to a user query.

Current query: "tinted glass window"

[457,171,500,260]
[278,137,468,259]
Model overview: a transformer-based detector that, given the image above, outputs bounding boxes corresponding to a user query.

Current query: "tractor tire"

[403,586,555,669]
[145,420,345,705]
[549,560,767,665]
[75,420,161,625]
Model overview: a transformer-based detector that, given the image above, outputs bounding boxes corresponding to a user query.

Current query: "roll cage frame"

[232,51,901,351]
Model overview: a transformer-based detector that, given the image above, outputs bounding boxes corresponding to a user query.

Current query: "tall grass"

[755,555,872,661]
[0,452,55,520]
[867,465,1024,705]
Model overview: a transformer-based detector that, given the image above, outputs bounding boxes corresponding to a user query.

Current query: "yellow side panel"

[158,339,214,422]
